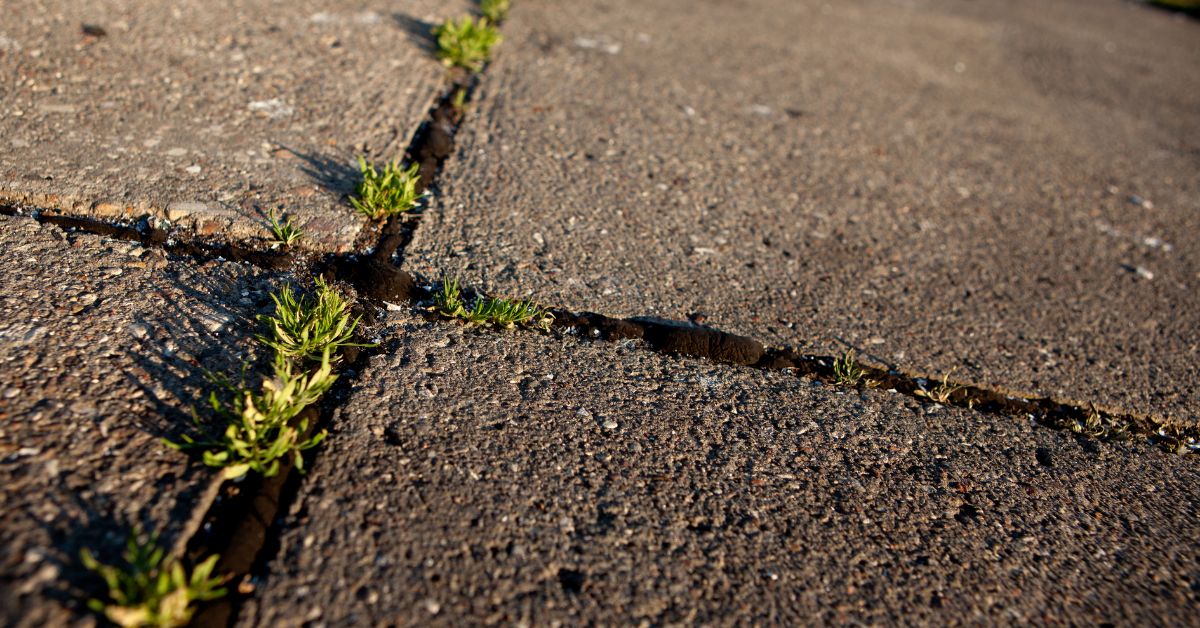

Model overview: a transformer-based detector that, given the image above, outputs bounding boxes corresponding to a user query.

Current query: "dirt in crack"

[0,204,295,271]
[543,308,1198,454]
[183,70,485,628]
[183,341,379,628]
[334,75,477,304]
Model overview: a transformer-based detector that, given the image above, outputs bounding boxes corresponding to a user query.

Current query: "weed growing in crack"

[79,528,225,628]
[265,209,304,247]
[165,349,336,479]
[432,15,504,71]
[916,368,963,404]
[480,0,511,23]
[1056,403,1136,443]
[832,349,863,386]
[434,276,468,316]
[435,276,553,331]
[255,277,370,361]
[352,155,421,220]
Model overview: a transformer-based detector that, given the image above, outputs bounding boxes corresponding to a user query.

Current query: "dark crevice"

[185,341,382,628]
[542,308,1197,454]
[0,203,295,271]
[180,60,485,628]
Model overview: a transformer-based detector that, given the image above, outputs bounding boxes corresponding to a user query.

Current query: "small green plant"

[432,15,504,71]
[434,276,468,316]
[265,209,304,247]
[255,278,370,361]
[916,368,963,404]
[832,349,863,386]
[165,349,336,478]
[451,87,468,111]
[480,0,511,22]
[351,156,421,220]
[79,529,225,628]
[435,276,553,331]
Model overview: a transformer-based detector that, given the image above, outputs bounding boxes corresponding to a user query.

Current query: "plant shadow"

[392,13,438,54]
[278,145,360,199]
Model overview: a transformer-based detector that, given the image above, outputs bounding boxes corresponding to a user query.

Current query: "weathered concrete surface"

[243,321,1200,627]
[0,215,288,627]
[0,0,467,251]
[407,0,1200,422]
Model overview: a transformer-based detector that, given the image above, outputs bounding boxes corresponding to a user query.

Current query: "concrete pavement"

[2,0,1199,626]
[242,320,1200,627]
[0,0,466,251]
[407,0,1200,422]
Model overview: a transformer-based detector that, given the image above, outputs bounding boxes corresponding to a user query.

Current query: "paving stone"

[243,320,1200,627]
[0,0,470,252]
[406,0,1200,422]
[0,214,287,627]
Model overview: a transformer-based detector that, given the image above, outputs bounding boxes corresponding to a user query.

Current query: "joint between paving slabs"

[178,50,488,628]
[397,286,1197,457]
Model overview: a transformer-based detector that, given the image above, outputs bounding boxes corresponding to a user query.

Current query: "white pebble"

[127,323,151,339]
[603,419,618,430]
[201,314,232,332]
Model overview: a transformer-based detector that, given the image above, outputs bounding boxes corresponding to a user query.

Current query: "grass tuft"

[916,368,963,404]
[432,15,503,71]
[165,349,336,479]
[435,276,553,331]
[832,349,863,386]
[480,0,511,22]
[255,278,371,361]
[351,156,421,221]
[79,528,225,628]
[265,209,304,247]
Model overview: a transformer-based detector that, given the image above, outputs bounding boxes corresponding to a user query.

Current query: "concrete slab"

[406,0,1200,421]
[242,321,1200,627]
[0,215,290,626]
[0,0,468,252]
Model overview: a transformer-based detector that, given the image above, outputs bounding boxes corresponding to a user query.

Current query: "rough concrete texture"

[0,0,468,251]
[0,214,290,627]
[244,321,1200,627]
[406,0,1200,422]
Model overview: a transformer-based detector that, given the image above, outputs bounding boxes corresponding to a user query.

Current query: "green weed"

[265,209,304,247]
[832,349,863,386]
[435,276,553,331]
[480,0,511,22]
[432,15,503,71]
[79,529,225,628]
[255,278,370,361]
[165,349,336,479]
[351,156,421,220]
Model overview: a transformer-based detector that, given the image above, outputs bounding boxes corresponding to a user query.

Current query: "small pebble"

[69,400,98,417]
[603,419,618,430]
[101,267,123,276]
[127,323,151,339]
[79,293,97,306]
[3,388,20,399]
[423,599,441,615]
[128,247,146,258]
[143,250,168,270]
[577,407,593,419]
[201,314,232,332]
